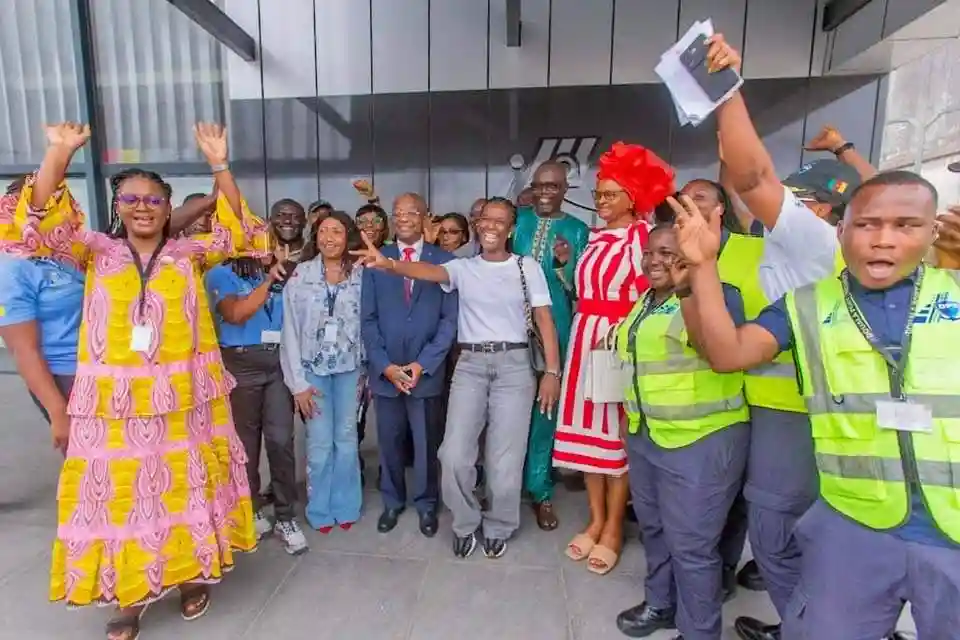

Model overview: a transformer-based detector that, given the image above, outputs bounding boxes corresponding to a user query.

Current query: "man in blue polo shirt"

[207,247,307,556]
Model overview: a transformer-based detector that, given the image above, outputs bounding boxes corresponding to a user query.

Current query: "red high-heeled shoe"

[317,526,334,534]
[339,522,354,531]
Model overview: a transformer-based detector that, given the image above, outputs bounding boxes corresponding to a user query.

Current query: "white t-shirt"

[442,254,552,343]
[758,186,839,301]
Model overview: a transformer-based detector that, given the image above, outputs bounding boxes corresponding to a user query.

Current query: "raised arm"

[188,123,271,268]
[708,36,786,231]
[170,189,217,235]
[0,124,93,269]
[669,195,781,372]
[805,125,877,181]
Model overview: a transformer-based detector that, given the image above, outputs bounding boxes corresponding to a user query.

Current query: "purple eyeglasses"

[116,193,166,209]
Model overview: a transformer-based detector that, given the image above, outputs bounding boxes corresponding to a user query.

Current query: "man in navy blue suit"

[361,192,458,537]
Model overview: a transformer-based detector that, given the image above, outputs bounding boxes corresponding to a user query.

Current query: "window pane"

[90,0,224,164]
[0,0,83,168]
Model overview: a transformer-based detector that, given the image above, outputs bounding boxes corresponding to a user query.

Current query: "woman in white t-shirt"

[353,197,561,559]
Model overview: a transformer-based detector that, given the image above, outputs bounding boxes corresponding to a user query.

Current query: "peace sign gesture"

[350,230,392,270]
[666,195,722,266]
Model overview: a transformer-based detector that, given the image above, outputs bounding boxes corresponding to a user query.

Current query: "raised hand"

[350,230,392,270]
[423,216,440,244]
[805,125,846,153]
[45,122,91,152]
[352,178,376,200]
[935,206,960,268]
[194,123,228,165]
[705,33,742,74]
[668,195,722,266]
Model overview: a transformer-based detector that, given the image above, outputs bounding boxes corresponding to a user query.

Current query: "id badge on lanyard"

[261,292,282,344]
[126,241,165,353]
[841,268,933,434]
[322,280,341,346]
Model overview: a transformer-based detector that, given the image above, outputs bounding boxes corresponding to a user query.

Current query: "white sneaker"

[253,509,273,540]
[275,519,309,555]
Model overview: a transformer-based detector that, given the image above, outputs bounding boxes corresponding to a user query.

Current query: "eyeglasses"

[591,189,627,202]
[356,215,385,228]
[116,193,166,209]
[392,210,423,221]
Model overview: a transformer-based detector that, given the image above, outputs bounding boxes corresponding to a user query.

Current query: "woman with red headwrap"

[552,142,675,576]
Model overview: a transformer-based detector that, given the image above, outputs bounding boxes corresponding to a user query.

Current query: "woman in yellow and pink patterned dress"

[0,122,269,640]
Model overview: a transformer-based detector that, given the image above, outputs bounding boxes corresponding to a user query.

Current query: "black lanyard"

[125,240,166,321]
[840,267,924,401]
[321,262,344,317]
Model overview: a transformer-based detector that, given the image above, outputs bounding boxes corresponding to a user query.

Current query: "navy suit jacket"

[361,243,458,398]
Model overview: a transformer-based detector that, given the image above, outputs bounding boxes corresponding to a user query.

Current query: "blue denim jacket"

[280,258,365,394]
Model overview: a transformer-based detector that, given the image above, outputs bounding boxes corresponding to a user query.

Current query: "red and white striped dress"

[552,223,649,476]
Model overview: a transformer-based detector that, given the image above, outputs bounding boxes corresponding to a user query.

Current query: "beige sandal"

[586,544,620,575]
[564,533,597,561]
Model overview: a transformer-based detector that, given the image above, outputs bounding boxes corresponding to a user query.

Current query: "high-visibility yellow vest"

[785,267,960,544]
[719,233,845,413]
[617,292,749,448]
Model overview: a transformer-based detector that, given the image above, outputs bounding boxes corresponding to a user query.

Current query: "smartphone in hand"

[679,34,740,103]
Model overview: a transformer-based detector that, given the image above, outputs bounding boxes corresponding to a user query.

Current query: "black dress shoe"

[737,559,766,592]
[615,602,676,638]
[734,617,780,640]
[722,564,737,602]
[377,507,405,533]
[418,511,438,537]
[886,634,916,640]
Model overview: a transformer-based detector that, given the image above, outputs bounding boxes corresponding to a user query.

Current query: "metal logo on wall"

[505,136,601,214]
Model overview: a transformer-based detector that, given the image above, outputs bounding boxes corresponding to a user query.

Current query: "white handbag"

[584,324,631,404]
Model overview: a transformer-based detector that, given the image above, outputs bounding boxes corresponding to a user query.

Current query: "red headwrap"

[596,142,675,213]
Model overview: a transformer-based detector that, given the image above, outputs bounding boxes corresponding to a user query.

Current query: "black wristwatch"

[833,142,854,157]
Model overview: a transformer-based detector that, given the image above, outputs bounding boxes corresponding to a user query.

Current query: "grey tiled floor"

[0,373,916,639]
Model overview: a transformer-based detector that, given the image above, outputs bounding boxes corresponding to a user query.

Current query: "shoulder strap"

[517,255,534,330]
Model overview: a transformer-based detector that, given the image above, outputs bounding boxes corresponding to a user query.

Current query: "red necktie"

[402,247,415,303]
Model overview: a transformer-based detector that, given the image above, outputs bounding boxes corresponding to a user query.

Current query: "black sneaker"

[453,532,477,558]
[482,537,506,559]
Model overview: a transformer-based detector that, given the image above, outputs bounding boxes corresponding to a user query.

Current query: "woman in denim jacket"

[280,211,366,532]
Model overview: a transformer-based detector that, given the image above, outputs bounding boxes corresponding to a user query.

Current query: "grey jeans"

[438,348,536,539]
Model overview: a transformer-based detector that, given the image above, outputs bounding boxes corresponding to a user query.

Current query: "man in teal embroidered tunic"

[512,160,590,530]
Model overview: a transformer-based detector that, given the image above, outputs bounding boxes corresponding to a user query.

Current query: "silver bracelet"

[210,163,229,173]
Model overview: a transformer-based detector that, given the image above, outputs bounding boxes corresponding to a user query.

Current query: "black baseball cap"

[782,159,861,206]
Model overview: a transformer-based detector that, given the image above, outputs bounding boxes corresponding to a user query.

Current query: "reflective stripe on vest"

[787,268,960,542]
[620,293,748,448]
[718,233,807,413]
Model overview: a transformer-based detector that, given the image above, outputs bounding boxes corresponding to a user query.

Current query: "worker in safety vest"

[613,223,750,640]
[670,163,960,638]
[696,33,880,640]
